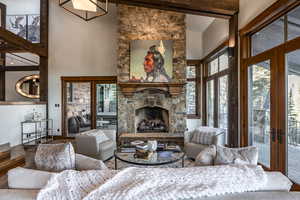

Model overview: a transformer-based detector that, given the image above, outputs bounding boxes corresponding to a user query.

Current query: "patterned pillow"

[35,143,76,172]
[214,146,258,166]
[191,127,222,145]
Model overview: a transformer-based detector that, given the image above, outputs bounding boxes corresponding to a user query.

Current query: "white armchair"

[76,129,116,161]
[185,126,225,159]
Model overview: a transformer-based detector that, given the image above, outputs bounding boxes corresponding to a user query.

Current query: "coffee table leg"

[182,157,184,168]
[115,157,117,170]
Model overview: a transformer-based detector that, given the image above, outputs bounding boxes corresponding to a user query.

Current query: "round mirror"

[15,74,40,99]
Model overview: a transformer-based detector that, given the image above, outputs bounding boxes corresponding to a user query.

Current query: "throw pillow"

[214,146,258,165]
[195,145,217,166]
[35,143,76,172]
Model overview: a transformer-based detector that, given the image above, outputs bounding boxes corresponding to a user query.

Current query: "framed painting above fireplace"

[130,40,173,83]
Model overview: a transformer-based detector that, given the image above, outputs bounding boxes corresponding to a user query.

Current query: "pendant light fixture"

[59,0,108,21]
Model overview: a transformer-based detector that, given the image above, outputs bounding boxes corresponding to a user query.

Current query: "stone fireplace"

[117,5,186,136]
[135,106,169,133]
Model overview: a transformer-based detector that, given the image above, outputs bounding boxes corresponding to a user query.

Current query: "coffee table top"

[114,150,185,166]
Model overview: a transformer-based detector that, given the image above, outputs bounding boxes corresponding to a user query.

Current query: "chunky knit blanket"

[37,165,267,200]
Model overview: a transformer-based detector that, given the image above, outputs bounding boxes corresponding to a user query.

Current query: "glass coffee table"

[114,150,185,170]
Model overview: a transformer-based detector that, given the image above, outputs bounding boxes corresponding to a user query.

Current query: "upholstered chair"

[76,129,116,161]
[185,126,225,159]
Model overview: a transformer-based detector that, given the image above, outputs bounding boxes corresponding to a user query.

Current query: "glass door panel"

[248,60,271,168]
[286,50,300,184]
[219,75,228,144]
[96,84,117,130]
[207,80,214,127]
[65,82,91,136]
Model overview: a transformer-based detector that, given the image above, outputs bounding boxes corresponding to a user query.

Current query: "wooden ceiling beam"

[0,28,47,57]
[0,65,40,71]
[111,0,239,19]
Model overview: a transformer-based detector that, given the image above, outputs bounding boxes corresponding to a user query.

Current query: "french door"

[243,37,300,185]
[61,77,117,137]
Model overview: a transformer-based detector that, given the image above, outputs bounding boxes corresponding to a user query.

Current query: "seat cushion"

[0,189,38,200]
[35,142,75,172]
[214,146,258,165]
[261,172,293,192]
[8,167,54,189]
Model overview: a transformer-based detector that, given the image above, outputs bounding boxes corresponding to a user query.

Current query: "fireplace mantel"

[118,82,186,97]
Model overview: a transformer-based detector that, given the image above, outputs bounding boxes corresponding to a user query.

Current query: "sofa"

[0,171,298,200]
[76,129,116,161]
[185,126,225,159]
[68,115,91,134]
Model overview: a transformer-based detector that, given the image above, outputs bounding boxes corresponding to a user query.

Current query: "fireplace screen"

[135,107,169,133]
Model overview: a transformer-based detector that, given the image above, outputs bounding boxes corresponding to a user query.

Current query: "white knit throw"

[37,165,267,200]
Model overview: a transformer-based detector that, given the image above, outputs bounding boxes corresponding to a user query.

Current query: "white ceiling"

[186,14,215,32]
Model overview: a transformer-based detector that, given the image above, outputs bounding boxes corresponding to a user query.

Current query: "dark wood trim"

[0,65,40,71]
[0,2,6,101]
[112,0,238,19]
[61,76,117,136]
[0,101,47,105]
[0,28,47,57]
[240,0,300,36]
[62,76,117,82]
[118,82,185,97]
[228,13,239,147]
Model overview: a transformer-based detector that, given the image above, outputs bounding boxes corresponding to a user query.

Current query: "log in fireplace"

[135,106,169,133]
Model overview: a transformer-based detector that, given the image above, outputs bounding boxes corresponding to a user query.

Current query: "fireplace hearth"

[135,106,169,133]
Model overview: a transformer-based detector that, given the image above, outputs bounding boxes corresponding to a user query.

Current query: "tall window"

[203,50,229,143]
[186,60,201,118]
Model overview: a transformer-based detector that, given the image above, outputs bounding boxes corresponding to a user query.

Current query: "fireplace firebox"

[135,106,169,133]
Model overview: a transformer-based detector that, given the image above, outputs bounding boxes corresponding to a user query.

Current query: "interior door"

[245,51,278,170]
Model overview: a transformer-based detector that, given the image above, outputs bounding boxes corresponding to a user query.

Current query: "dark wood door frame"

[240,0,300,190]
[61,76,117,137]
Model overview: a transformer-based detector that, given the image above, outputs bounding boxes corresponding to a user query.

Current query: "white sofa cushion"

[262,172,293,192]
[8,167,55,189]
[35,142,75,172]
[75,153,108,170]
[0,189,38,200]
[215,146,258,165]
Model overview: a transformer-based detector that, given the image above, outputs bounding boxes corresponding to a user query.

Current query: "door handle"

[271,128,277,142]
[277,129,284,145]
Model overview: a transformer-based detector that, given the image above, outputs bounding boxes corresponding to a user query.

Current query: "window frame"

[186,60,201,119]
[202,47,229,128]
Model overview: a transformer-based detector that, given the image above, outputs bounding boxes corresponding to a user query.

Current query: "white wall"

[0,104,46,146]
[239,0,278,28]
[202,0,279,57]
[48,1,118,135]
[0,0,40,15]
[5,71,39,101]
[202,18,229,58]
